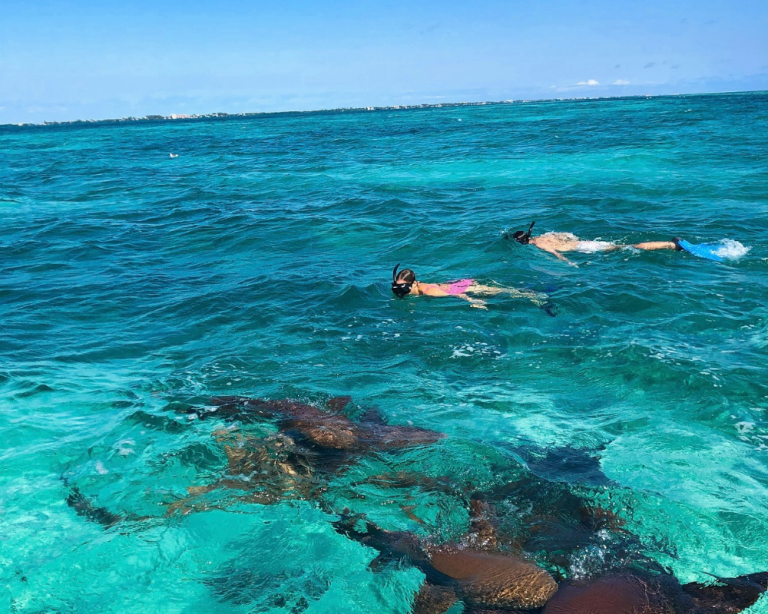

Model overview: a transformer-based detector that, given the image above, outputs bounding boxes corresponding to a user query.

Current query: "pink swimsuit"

[445,279,474,295]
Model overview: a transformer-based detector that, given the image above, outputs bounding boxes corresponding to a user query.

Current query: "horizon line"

[3,88,766,128]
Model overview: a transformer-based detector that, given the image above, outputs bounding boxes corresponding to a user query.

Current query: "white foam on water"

[712,239,750,260]
[569,534,611,579]
[576,240,616,253]
[450,342,502,359]
[114,438,136,457]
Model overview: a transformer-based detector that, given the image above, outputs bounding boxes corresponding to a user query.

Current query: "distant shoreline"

[3,89,765,128]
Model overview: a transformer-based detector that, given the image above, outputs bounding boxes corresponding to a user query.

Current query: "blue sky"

[1,0,766,123]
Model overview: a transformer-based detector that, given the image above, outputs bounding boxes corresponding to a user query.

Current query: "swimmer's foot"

[673,237,684,251]
[540,301,558,317]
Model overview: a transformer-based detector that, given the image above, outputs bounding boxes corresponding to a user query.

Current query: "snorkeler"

[391,264,557,315]
[507,221,683,266]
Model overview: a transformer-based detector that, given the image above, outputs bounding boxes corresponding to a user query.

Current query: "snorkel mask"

[511,221,536,245]
[391,263,413,298]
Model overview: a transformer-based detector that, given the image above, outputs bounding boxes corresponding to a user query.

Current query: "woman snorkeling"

[391,264,558,316]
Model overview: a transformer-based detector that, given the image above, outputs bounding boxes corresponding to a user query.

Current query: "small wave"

[450,342,502,359]
[712,239,750,260]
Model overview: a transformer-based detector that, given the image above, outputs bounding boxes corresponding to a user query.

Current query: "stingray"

[511,444,615,488]
[472,470,632,568]
[332,496,559,613]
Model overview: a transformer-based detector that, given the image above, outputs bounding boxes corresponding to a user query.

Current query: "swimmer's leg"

[466,284,557,315]
[469,284,545,302]
[472,284,550,305]
[539,301,559,317]
[633,241,678,251]
[466,284,503,295]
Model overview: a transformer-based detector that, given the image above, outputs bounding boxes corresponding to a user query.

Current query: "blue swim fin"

[674,238,724,262]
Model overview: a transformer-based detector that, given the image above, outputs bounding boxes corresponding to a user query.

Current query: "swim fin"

[673,238,725,262]
[540,301,559,317]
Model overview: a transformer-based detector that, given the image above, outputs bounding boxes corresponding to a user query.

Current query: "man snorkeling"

[391,264,558,316]
[507,221,681,266]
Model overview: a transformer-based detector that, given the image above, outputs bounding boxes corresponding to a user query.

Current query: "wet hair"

[396,269,415,283]
[391,264,415,298]
[511,221,536,245]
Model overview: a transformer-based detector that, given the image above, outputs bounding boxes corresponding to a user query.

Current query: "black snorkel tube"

[391,263,413,298]
[508,221,536,245]
[525,220,535,241]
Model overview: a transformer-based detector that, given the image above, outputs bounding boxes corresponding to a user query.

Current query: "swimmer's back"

[532,232,580,251]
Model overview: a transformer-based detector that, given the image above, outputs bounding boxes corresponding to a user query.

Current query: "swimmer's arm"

[540,247,578,267]
[504,288,547,306]
[419,285,450,297]
[420,284,485,307]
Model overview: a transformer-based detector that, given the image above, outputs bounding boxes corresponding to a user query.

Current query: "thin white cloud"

[576,79,600,86]
[613,79,630,85]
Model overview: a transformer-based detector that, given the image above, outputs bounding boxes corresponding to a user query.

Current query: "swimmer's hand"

[545,248,578,268]
[469,299,488,310]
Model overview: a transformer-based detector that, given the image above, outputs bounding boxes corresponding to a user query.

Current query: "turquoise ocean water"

[2,92,767,613]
